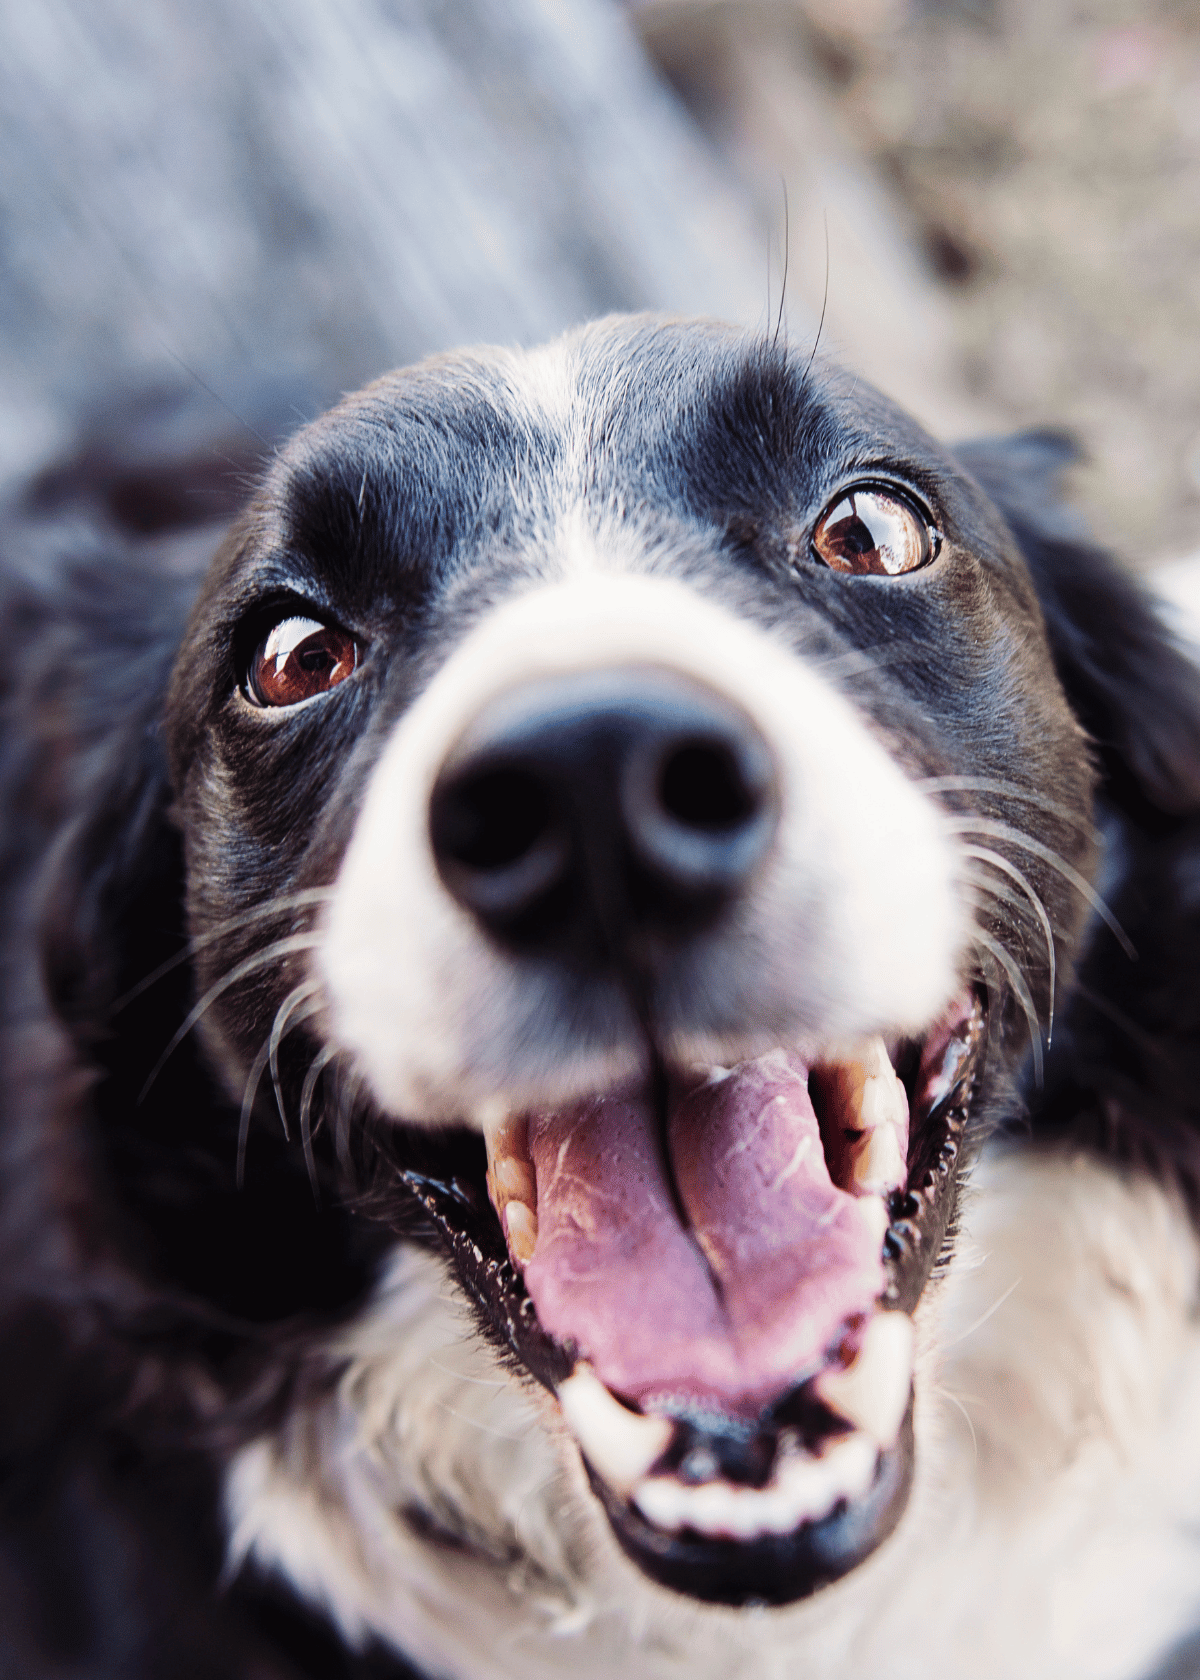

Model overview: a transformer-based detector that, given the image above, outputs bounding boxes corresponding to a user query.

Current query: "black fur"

[1,327,1198,1675]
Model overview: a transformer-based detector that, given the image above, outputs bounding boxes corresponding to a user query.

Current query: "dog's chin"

[375,993,985,1608]
[589,1405,915,1607]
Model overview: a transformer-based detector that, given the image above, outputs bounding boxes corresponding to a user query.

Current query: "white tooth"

[848,1121,905,1195]
[633,1433,877,1538]
[558,1364,673,1496]
[858,1066,907,1134]
[816,1035,909,1196]
[858,1194,890,1246]
[503,1201,538,1267]
[816,1312,914,1449]
[859,1036,895,1080]
[473,1095,512,1133]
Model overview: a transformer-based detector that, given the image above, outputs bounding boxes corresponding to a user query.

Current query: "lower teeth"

[633,1431,879,1540]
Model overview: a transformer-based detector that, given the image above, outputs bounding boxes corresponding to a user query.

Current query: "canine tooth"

[817,1034,909,1195]
[482,1112,529,1165]
[848,1121,905,1196]
[473,1095,512,1133]
[858,1194,890,1246]
[483,1114,535,1223]
[558,1365,673,1496]
[859,1036,895,1080]
[492,1155,536,1208]
[503,1201,538,1267]
[858,1071,906,1133]
[816,1312,913,1449]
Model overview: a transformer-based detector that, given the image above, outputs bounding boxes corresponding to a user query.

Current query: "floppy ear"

[954,431,1200,820]
[3,555,195,1038]
[955,433,1200,1196]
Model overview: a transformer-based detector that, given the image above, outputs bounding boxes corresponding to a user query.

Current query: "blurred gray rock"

[0,0,779,482]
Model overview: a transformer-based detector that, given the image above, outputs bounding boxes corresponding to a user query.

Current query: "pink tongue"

[522,1052,885,1418]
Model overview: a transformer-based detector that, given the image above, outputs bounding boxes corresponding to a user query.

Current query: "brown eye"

[811,486,936,576]
[247,616,360,708]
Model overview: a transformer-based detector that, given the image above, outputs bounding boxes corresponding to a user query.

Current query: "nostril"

[658,738,761,832]
[433,768,552,872]
[429,764,571,930]
[625,720,777,902]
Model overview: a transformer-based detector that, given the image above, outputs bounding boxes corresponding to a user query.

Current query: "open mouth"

[384,992,985,1606]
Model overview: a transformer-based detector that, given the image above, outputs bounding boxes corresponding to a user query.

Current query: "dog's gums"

[390,994,983,1603]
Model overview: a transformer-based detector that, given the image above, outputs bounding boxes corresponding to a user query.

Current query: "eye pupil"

[829,510,876,557]
[810,487,934,577]
[248,616,360,707]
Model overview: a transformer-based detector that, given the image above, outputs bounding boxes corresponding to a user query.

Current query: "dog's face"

[164,316,1097,1605]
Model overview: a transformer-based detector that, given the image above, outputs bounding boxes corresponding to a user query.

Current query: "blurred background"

[3,0,1199,572]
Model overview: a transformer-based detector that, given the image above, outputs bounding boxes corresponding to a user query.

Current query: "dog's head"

[161,315,1102,1604]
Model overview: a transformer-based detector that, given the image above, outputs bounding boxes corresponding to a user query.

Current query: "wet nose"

[428,667,778,962]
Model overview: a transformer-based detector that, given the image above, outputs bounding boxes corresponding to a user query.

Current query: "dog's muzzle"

[320,574,972,1605]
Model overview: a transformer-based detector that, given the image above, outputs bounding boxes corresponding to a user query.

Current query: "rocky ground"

[637,0,1200,565]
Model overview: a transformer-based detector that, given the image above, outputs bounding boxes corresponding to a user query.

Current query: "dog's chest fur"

[224,1149,1200,1680]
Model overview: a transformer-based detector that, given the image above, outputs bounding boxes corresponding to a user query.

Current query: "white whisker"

[942,1276,1023,1350]
[919,775,1099,837]
[237,1034,274,1190]
[269,981,325,1140]
[299,1044,337,1200]
[114,888,334,1013]
[137,932,322,1103]
[335,1065,365,1174]
[964,845,1057,1042]
[973,926,1045,1087]
[948,816,1135,959]
[933,1385,979,1462]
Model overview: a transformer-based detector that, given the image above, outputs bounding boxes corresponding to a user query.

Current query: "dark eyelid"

[821,475,936,528]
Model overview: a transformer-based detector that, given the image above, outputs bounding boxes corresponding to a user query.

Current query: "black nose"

[428,668,778,963]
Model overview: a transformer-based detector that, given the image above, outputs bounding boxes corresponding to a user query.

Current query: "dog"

[2,314,1200,1680]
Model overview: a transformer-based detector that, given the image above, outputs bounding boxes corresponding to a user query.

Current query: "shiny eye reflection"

[247,616,360,707]
[811,486,936,577]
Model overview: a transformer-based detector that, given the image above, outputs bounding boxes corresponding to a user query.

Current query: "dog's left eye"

[246,616,360,707]
[811,485,937,576]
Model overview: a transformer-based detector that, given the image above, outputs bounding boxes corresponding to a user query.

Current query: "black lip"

[590,1405,916,1608]
[377,999,987,1601]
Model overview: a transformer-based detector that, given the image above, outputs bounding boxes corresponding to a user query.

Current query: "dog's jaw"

[354,993,983,1604]
[315,567,978,1601]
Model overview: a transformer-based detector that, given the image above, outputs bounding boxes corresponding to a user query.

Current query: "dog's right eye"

[246,616,360,708]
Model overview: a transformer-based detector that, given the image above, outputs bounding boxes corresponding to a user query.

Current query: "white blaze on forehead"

[320,571,966,1122]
